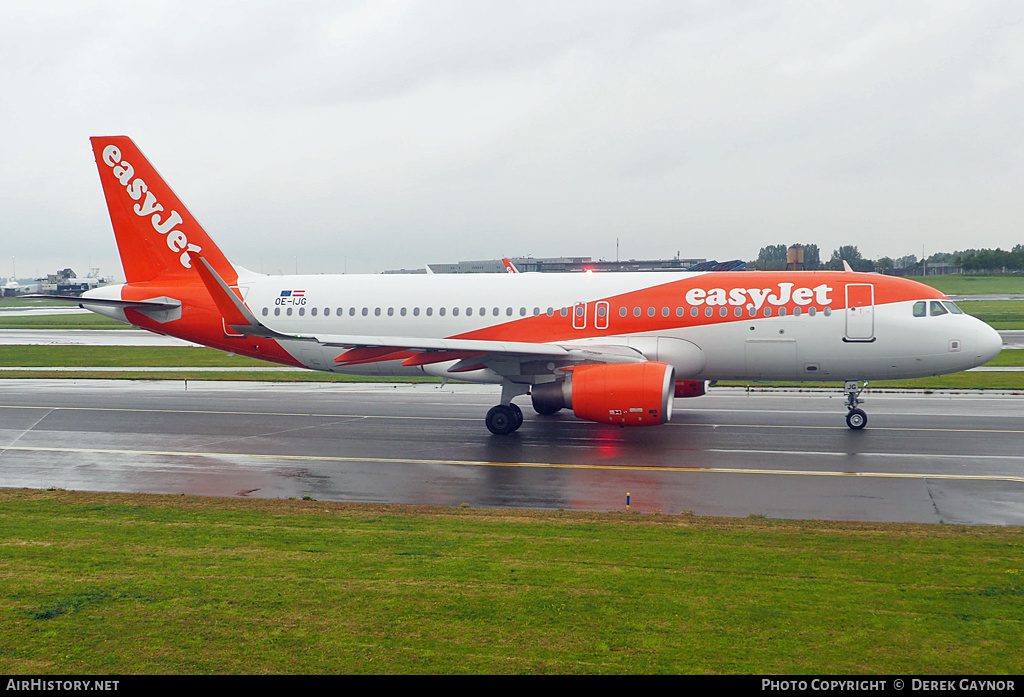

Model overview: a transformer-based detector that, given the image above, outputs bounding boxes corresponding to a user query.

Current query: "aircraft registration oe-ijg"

[73,136,1002,435]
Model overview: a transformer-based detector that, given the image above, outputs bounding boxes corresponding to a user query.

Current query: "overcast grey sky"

[1,0,1022,280]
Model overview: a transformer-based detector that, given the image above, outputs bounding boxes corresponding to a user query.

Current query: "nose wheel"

[844,381,868,430]
[846,408,867,430]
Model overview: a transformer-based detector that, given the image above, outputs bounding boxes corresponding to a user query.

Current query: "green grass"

[0,297,62,307]
[722,373,1024,391]
[0,345,1021,386]
[0,489,1021,674]
[912,275,1024,295]
[0,313,132,329]
[0,345,271,368]
[958,300,1024,329]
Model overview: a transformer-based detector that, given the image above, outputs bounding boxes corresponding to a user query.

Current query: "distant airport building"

[383,256,744,274]
[37,268,110,296]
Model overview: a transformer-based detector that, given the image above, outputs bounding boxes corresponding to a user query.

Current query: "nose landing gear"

[844,380,868,430]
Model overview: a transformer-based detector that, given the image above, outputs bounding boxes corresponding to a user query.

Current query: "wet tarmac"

[2,380,1023,525]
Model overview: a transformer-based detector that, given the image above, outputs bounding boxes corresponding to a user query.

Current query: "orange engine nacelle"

[533,362,675,426]
[674,379,707,399]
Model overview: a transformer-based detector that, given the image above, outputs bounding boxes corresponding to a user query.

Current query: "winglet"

[842,260,854,273]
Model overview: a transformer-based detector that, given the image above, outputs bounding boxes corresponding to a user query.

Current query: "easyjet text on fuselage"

[685,283,833,311]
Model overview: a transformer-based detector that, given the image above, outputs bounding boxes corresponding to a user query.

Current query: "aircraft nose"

[972,320,1003,365]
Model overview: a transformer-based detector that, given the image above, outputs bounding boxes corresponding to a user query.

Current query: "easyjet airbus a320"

[72,136,1002,434]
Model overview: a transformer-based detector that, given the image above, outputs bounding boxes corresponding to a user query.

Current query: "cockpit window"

[944,301,964,314]
[929,301,948,317]
[913,301,926,317]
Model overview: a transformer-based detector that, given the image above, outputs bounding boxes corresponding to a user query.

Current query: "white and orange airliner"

[73,136,1002,434]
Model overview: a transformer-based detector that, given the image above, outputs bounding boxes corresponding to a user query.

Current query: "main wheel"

[846,408,867,430]
[509,403,524,429]
[486,405,519,435]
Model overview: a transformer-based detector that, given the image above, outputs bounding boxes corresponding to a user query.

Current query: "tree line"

[750,244,1024,273]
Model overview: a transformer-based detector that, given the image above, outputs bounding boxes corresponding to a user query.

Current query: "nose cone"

[971,320,1003,367]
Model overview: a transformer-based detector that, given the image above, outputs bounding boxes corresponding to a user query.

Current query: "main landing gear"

[844,380,868,430]
[486,403,524,435]
[486,382,530,435]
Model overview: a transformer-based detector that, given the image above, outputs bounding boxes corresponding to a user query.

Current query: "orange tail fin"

[90,136,237,285]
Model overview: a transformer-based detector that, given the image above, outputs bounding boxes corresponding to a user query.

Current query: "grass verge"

[1,346,1022,388]
[912,275,1024,295]
[0,489,1021,674]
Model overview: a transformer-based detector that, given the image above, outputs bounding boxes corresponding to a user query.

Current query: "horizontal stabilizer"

[22,294,181,311]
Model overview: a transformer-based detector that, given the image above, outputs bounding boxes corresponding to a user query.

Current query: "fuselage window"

[930,301,948,317]
[619,307,627,317]
[480,307,486,316]
[262,308,268,316]
[466,307,472,316]
[823,307,832,316]
[662,307,669,317]
[647,307,655,317]
[779,307,787,317]
[506,307,513,316]
[533,307,541,316]
[913,301,926,317]
[719,307,728,317]
[546,307,554,317]
[413,307,420,316]
[597,305,607,318]
[793,307,801,317]
[426,307,433,316]
[575,306,584,318]
[310,308,316,316]
[690,307,698,317]
[734,307,742,317]
[633,307,641,317]
[400,307,407,316]
[494,307,500,316]
[520,307,527,316]
[299,308,305,316]
[439,307,446,316]
[324,308,330,316]
[808,307,816,316]
[763,307,772,317]
[676,307,684,317]
[387,307,394,316]
[560,307,568,317]
[349,308,355,316]
[452,307,459,316]
[287,307,293,316]
[705,307,713,317]
[374,307,381,317]
[361,308,368,316]
[274,308,280,316]
[748,306,756,317]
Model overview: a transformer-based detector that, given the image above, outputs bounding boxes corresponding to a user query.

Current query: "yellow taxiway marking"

[3,445,1024,483]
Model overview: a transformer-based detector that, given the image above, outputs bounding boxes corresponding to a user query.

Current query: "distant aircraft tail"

[89,136,237,285]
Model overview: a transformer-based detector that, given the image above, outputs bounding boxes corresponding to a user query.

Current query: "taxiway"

[2,380,1022,525]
